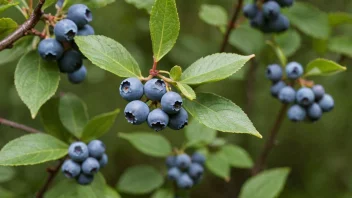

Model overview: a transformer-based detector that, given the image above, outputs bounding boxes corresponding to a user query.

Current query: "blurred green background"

[0,0,351,197]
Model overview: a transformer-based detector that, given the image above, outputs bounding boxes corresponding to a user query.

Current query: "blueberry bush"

[0,0,350,197]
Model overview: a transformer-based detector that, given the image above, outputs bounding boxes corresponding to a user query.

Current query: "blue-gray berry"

[263,1,281,19]
[286,62,303,80]
[319,94,334,112]
[161,91,183,114]
[68,65,87,84]
[77,174,94,185]
[38,39,64,61]
[58,50,82,73]
[124,100,150,125]
[166,156,176,168]
[54,19,77,42]
[266,64,283,82]
[312,84,325,101]
[168,108,188,130]
[287,105,306,122]
[188,163,204,180]
[99,154,108,168]
[271,81,286,97]
[176,154,191,169]
[296,87,315,106]
[147,109,169,132]
[67,4,92,28]
[144,79,167,101]
[191,152,206,165]
[243,4,258,19]
[61,159,81,178]
[88,140,106,158]
[68,142,89,162]
[307,103,323,121]
[177,174,194,189]
[167,167,182,181]
[120,78,144,101]
[250,11,265,28]
[269,14,290,33]
[82,157,100,175]
[278,86,296,103]
[77,24,95,36]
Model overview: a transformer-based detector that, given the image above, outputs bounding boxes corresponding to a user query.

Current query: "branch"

[0,117,43,134]
[36,159,65,198]
[0,0,46,51]
[219,0,244,52]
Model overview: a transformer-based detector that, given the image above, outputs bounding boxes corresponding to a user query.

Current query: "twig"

[36,159,65,198]
[26,28,46,39]
[0,0,46,51]
[251,104,289,175]
[0,117,43,134]
[220,0,244,52]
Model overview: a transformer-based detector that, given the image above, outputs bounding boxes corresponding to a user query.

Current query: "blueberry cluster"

[120,77,189,131]
[37,4,95,84]
[267,62,335,122]
[166,153,205,189]
[243,0,293,33]
[61,140,108,185]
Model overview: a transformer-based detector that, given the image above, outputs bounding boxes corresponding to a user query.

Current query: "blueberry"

[243,4,258,19]
[287,105,306,122]
[144,79,167,101]
[147,109,169,131]
[168,108,188,130]
[270,81,286,97]
[58,50,83,73]
[266,64,283,82]
[191,152,206,165]
[38,39,64,61]
[277,0,294,7]
[176,154,191,169]
[82,157,100,175]
[286,62,303,80]
[296,87,315,106]
[278,86,296,103]
[161,92,183,114]
[99,153,108,168]
[56,0,64,8]
[67,4,93,28]
[263,1,281,19]
[119,78,144,101]
[61,159,81,178]
[319,94,334,112]
[307,103,323,121]
[188,163,204,180]
[68,65,87,84]
[77,174,94,185]
[176,174,194,189]
[250,11,265,28]
[77,24,95,36]
[54,19,77,42]
[124,100,150,125]
[88,140,106,158]
[166,156,176,168]
[269,14,290,33]
[312,84,325,101]
[68,142,89,162]
[167,167,182,181]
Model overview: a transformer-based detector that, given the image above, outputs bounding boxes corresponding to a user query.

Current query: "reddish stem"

[149,57,159,76]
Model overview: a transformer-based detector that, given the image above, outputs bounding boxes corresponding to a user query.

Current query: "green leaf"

[185,121,217,146]
[59,93,89,138]
[0,134,68,166]
[266,41,287,67]
[150,0,180,61]
[328,12,352,26]
[43,0,56,9]
[63,0,115,9]
[0,18,17,40]
[117,165,164,195]
[221,145,253,168]
[40,98,71,142]
[274,29,301,57]
[180,53,254,85]
[170,65,182,81]
[151,188,173,198]
[0,167,15,182]
[199,4,228,29]
[0,3,18,14]
[176,82,196,100]
[305,58,347,77]
[105,186,121,198]
[183,93,261,138]
[206,150,231,181]
[15,51,60,118]
[125,0,154,13]
[284,2,330,39]
[229,25,265,54]
[0,36,33,65]
[239,168,290,198]
[46,173,106,198]
[119,132,172,157]
[210,137,227,147]
[328,36,352,58]
[81,108,120,141]
[75,35,141,78]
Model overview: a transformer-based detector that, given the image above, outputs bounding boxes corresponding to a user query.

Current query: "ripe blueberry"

[312,84,325,101]
[68,142,89,162]
[287,105,306,122]
[161,91,183,114]
[243,4,258,19]
[61,159,81,178]
[58,50,83,73]
[82,157,100,175]
[319,94,334,112]
[263,1,281,19]
[191,152,206,165]
[307,103,323,121]
[269,14,290,32]
[166,156,177,168]
[177,174,194,189]
[168,108,188,130]
[124,100,150,125]
[68,65,87,84]
[88,140,106,158]
[277,0,294,7]
[54,19,78,42]
[99,153,108,168]
[286,62,303,80]
[144,79,167,101]
[188,163,204,180]
[296,87,315,106]
[278,86,296,103]
[266,64,283,82]
[176,154,191,169]
[271,81,286,97]
[38,39,64,61]
[77,174,94,185]
[147,109,169,131]
[67,4,93,28]
[167,167,182,181]
[77,24,95,36]
[250,11,265,28]
[119,78,144,101]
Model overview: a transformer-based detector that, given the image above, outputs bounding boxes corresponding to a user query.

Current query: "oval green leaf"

[221,145,253,169]
[0,36,33,66]
[206,151,231,181]
[305,58,347,77]
[151,188,174,198]
[176,82,196,100]
[0,18,17,39]
[274,29,301,57]
[328,36,352,58]
[199,4,228,29]
[170,65,182,81]
[0,134,68,166]
[185,121,217,147]
[229,25,265,55]
[125,0,154,13]
[105,186,121,198]
[183,93,261,138]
